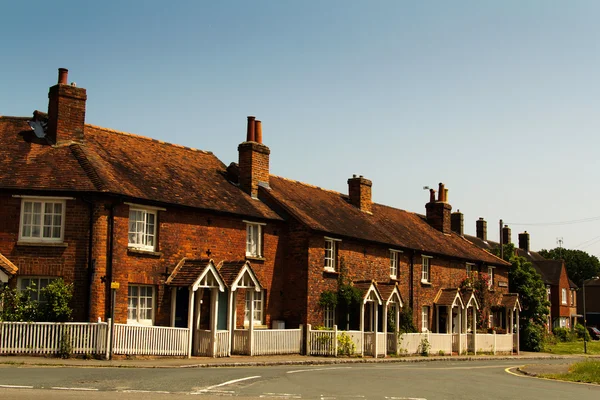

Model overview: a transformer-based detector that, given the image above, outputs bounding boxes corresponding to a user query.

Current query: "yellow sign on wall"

[110,282,120,289]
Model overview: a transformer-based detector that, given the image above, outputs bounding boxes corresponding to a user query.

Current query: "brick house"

[578,277,600,328]
[464,220,577,330]
[1,69,519,355]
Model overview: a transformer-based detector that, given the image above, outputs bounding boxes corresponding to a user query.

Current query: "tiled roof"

[265,177,509,266]
[0,116,281,221]
[500,293,520,310]
[433,288,462,307]
[461,289,478,308]
[165,258,212,286]
[531,260,564,286]
[217,261,247,287]
[378,283,403,304]
[0,252,18,276]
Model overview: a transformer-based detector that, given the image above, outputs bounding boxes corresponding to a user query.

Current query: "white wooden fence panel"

[232,329,249,355]
[496,334,513,353]
[253,329,302,355]
[428,333,452,355]
[0,322,108,355]
[308,330,336,356]
[398,333,425,354]
[387,332,397,354]
[476,334,496,353]
[363,332,375,356]
[377,332,386,356]
[113,324,188,356]
[195,330,212,356]
[341,330,362,354]
[215,330,230,357]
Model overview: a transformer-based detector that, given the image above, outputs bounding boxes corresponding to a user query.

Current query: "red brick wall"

[0,193,91,321]
[555,264,572,320]
[238,142,270,198]
[47,84,87,144]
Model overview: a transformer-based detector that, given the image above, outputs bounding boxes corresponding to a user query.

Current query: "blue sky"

[2,1,600,256]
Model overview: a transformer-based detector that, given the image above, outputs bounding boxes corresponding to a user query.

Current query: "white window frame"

[390,249,402,279]
[244,290,264,326]
[421,256,432,283]
[128,207,157,251]
[324,237,341,272]
[17,276,57,303]
[324,305,335,329]
[561,288,567,305]
[559,317,567,328]
[421,306,429,332]
[571,290,575,306]
[244,221,265,258]
[127,284,154,326]
[546,286,551,301]
[466,263,475,276]
[18,198,66,243]
[487,266,494,289]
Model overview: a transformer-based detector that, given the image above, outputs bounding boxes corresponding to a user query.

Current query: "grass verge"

[543,340,600,355]
[541,360,600,384]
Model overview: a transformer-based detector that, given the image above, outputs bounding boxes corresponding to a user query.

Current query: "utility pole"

[500,219,504,260]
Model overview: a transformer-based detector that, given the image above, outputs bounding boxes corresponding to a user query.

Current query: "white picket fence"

[112,324,189,356]
[253,328,302,355]
[232,329,249,354]
[0,321,108,356]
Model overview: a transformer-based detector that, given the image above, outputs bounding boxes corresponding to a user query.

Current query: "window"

[324,238,339,271]
[561,288,567,304]
[127,285,154,325]
[421,306,429,332]
[466,263,475,276]
[546,286,551,301]
[487,266,494,289]
[559,317,567,328]
[18,277,56,303]
[128,208,157,251]
[244,290,264,326]
[571,290,575,306]
[245,222,263,257]
[421,256,431,283]
[390,250,401,279]
[19,199,65,242]
[324,305,335,329]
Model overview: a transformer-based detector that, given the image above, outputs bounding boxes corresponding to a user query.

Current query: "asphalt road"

[0,359,598,399]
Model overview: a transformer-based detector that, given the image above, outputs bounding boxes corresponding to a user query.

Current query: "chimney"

[238,116,270,198]
[519,231,530,253]
[47,68,87,145]
[348,175,373,213]
[502,225,512,245]
[426,182,452,233]
[451,210,463,236]
[476,217,487,241]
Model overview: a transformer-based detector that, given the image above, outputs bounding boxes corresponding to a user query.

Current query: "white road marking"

[191,375,261,394]
[0,384,34,389]
[259,393,302,399]
[504,366,600,387]
[287,367,352,374]
[121,389,171,394]
[51,387,99,391]
[385,397,427,400]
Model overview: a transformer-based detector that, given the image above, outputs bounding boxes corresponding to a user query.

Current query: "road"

[0,359,597,399]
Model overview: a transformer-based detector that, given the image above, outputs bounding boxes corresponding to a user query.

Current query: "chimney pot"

[438,183,445,202]
[255,120,262,143]
[58,68,68,85]
[429,189,435,203]
[247,116,256,142]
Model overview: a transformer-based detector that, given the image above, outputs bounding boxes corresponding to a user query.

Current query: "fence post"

[299,324,304,355]
[306,324,311,356]
[493,331,496,355]
[105,319,112,360]
[333,325,338,357]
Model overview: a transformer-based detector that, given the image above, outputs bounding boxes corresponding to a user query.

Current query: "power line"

[574,235,600,249]
[505,216,600,226]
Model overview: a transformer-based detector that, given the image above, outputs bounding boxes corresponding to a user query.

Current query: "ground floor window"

[18,277,57,303]
[421,306,429,332]
[244,290,264,326]
[127,285,154,325]
[324,305,335,329]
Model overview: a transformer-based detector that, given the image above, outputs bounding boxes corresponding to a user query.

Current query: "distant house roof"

[264,176,509,266]
[0,115,281,221]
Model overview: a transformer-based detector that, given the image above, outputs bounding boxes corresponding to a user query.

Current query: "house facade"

[1,69,519,355]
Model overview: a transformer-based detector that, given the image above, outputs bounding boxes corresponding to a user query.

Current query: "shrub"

[398,306,417,334]
[337,332,356,356]
[419,337,430,356]
[553,327,571,342]
[522,324,544,352]
[574,324,591,341]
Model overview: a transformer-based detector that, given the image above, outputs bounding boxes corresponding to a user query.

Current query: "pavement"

[0,351,597,369]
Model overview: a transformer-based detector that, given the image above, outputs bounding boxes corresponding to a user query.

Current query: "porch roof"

[0,251,18,278]
[500,293,521,311]
[460,289,479,309]
[218,260,262,291]
[378,283,403,306]
[434,288,464,308]
[353,280,383,305]
[165,258,227,291]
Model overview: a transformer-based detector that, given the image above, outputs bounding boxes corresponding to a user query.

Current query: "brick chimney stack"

[476,217,487,241]
[238,116,270,198]
[451,210,463,236]
[502,225,512,245]
[348,175,373,213]
[426,182,452,234]
[519,231,530,253]
[47,68,87,145]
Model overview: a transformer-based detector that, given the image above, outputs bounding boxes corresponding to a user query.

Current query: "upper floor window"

[19,198,65,242]
[466,263,475,276]
[324,237,340,271]
[571,290,575,306]
[244,290,264,326]
[546,286,551,301]
[128,208,157,251]
[421,256,431,283]
[18,277,57,303]
[487,266,494,289]
[245,221,264,258]
[561,288,567,304]
[127,284,154,326]
[390,250,401,279]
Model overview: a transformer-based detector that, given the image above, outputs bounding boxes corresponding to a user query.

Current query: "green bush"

[522,324,544,352]
[574,324,591,341]
[0,279,73,322]
[553,327,571,342]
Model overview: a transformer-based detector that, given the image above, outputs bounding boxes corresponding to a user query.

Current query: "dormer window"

[19,198,66,243]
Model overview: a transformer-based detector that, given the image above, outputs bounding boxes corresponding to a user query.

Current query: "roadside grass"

[543,340,600,355]
[541,360,600,384]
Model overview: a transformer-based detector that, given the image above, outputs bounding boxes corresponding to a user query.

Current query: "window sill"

[245,255,266,261]
[390,276,400,282]
[420,280,432,286]
[128,248,162,257]
[17,241,68,248]
[323,268,339,276]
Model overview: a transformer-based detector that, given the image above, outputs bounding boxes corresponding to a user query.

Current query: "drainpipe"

[82,196,95,321]
[409,250,415,309]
